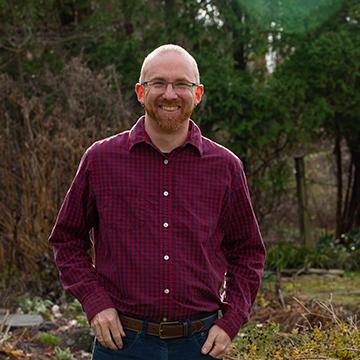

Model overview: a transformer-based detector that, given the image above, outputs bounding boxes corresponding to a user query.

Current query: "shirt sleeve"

[214,158,266,339]
[49,148,115,322]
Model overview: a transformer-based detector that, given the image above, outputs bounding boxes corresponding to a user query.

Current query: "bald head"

[139,44,200,84]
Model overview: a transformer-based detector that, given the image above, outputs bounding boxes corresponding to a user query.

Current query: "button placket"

[161,155,171,308]
[162,157,170,231]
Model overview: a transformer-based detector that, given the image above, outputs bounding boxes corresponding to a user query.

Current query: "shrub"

[265,242,309,270]
[266,228,360,271]
[0,58,133,298]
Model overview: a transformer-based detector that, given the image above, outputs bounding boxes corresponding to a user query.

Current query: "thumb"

[201,331,216,354]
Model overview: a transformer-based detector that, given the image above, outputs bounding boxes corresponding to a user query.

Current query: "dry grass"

[0,58,134,300]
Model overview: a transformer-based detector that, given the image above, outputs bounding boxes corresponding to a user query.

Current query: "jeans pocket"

[191,330,221,359]
[94,329,142,354]
[191,329,208,348]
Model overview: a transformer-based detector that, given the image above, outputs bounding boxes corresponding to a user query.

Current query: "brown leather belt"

[119,313,216,340]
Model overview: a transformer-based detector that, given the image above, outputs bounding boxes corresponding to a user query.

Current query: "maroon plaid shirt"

[49,116,265,339]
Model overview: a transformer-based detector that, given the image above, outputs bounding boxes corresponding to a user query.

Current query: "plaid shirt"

[49,116,265,339]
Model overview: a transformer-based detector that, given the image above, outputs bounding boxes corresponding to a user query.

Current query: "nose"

[162,83,178,99]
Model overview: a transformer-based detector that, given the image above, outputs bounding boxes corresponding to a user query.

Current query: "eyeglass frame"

[141,79,199,93]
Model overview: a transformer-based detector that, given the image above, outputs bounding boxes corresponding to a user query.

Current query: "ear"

[194,84,204,105]
[135,83,145,104]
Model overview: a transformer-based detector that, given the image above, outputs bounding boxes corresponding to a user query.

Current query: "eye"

[151,80,166,88]
[174,82,191,89]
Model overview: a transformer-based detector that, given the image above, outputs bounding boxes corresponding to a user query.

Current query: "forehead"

[143,51,197,81]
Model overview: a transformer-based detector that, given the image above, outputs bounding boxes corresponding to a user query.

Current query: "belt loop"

[141,318,148,336]
[187,318,192,337]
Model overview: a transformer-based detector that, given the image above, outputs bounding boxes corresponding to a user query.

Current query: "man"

[49,44,265,359]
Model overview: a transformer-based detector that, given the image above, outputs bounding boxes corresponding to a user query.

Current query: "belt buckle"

[159,321,188,339]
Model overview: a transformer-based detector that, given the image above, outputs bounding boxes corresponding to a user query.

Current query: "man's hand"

[90,308,126,350]
[201,325,231,359]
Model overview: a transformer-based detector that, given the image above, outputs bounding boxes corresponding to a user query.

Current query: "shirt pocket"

[101,187,149,230]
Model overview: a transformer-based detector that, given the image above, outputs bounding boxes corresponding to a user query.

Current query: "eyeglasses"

[141,80,198,94]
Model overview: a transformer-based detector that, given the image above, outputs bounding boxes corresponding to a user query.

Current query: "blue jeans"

[92,313,219,360]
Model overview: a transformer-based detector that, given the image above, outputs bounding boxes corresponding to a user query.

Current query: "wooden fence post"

[294,156,313,248]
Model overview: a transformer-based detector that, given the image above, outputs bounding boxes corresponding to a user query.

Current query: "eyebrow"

[148,75,193,82]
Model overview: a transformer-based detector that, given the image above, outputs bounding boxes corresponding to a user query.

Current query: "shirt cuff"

[81,290,115,322]
[213,310,248,340]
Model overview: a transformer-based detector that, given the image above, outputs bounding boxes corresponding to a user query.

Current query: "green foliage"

[270,0,360,146]
[234,0,344,34]
[266,229,360,270]
[66,299,83,314]
[0,0,65,77]
[234,322,283,357]
[61,299,88,326]
[18,297,53,317]
[52,347,76,360]
[314,228,360,270]
[231,321,360,359]
[36,332,62,347]
[266,242,309,270]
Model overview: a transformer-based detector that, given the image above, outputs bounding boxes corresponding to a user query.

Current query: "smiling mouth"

[159,105,180,112]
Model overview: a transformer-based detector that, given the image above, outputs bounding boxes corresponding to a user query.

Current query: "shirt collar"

[128,116,203,156]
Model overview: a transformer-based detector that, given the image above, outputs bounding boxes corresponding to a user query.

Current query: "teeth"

[161,106,179,111]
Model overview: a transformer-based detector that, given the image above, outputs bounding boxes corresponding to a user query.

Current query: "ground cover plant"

[0,273,359,359]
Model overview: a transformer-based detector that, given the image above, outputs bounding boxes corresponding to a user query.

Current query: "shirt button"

[164,288,170,294]
[164,255,169,261]
[164,159,169,165]
[163,191,169,197]
[162,317,168,322]
[163,222,169,228]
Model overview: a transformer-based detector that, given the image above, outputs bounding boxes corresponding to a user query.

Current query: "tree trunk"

[334,136,343,239]
[294,156,313,247]
[342,138,360,233]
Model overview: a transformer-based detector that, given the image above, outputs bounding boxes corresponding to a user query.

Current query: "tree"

[267,0,360,237]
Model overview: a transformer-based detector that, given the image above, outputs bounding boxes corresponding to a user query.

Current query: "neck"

[144,116,190,153]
